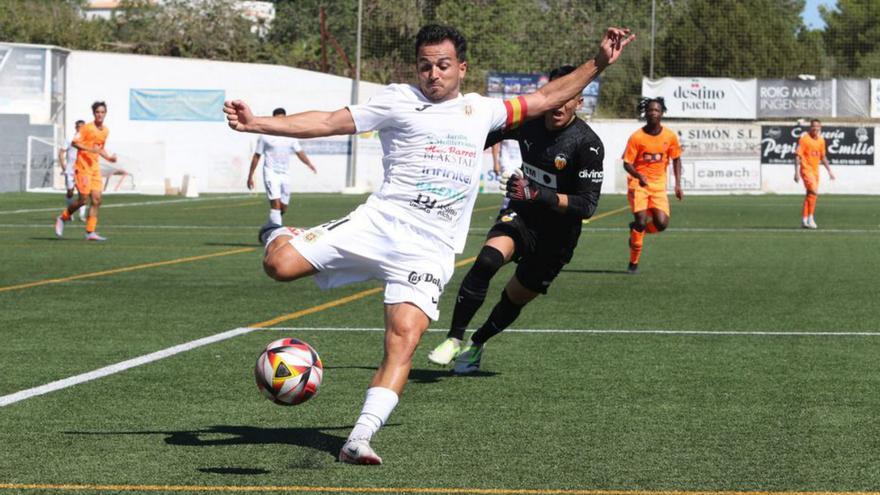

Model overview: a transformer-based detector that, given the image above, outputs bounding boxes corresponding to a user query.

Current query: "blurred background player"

[248,107,317,237]
[795,119,835,229]
[58,119,87,222]
[427,65,605,374]
[622,97,682,274]
[55,101,117,241]
[225,25,633,464]
[490,138,522,212]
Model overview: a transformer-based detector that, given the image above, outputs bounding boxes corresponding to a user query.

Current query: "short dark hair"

[272,107,286,116]
[74,119,85,126]
[415,24,467,62]
[91,101,106,112]
[638,97,666,116]
[810,119,821,125]
[548,65,577,81]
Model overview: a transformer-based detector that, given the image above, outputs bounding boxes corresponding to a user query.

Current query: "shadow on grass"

[408,367,498,383]
[66,425,350,462]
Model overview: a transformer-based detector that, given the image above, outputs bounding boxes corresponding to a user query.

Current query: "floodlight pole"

[650,0,656,79]
[346,0,363,189]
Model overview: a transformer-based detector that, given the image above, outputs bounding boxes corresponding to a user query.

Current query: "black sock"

[448,246,505,340]
[471,290,526,345]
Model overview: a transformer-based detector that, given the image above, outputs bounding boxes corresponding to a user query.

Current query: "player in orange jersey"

[795,119,835,229]
[54,101,117,241]
[622,97,682,274]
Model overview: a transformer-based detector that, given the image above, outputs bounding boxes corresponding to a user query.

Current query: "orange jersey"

[73,122,110,172]
[623,127,682,186]
[797,133,825,177]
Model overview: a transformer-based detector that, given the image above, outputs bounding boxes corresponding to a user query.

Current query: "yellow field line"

[0,484,876,495]
[583,205,629,224]
[0,247,255,294]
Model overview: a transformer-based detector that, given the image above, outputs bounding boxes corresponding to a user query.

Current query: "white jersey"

[498,139,522,173]
[348,84,515,252]
[63,139,77,174]
[255,135,303,174]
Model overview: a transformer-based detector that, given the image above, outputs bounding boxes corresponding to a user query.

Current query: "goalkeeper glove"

[502,170,558,207]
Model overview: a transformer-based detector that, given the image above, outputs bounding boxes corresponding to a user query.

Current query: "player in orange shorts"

[795,119,835,229]
[54,101,117,241]
[622,97,682,274]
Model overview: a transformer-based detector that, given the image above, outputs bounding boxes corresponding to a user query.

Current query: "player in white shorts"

[247,107,317,232]
[491,138,523,211]
[58,120,87,221]
[225,24,633,465]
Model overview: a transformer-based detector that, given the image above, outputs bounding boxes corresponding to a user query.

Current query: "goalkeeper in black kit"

[427,65,605,374]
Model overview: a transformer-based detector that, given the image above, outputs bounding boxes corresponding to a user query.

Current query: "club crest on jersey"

[554,153,568,170]
[500,212,516,222]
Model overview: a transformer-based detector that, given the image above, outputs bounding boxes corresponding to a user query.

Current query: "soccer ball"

[254,338,323,406]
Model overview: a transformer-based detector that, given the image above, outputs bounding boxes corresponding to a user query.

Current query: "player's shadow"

[561,268,630,275]
[325,365,498,383]
[409,367,498,383]
[65,425,351,462]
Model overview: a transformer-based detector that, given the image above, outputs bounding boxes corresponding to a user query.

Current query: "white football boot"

[338,438,382,465]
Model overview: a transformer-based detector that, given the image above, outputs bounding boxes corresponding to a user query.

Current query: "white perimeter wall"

[66,50,879,195]
[66,50,385,194]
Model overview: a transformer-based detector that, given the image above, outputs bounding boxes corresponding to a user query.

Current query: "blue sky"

[802,0,837,29]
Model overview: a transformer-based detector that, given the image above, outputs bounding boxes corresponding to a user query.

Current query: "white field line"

[0,195,252,216]
[0,327,254,408]
[1,224,877,234]
[261,326,880,336]
[3,325,878,408]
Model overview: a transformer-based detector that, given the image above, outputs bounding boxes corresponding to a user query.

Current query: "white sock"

[268,208,282,225]
[803,216,809,223]
[348,387,399,442]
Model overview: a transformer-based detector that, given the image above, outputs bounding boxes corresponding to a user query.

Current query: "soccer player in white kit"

[224,24,634,465]
[58,120,87,221]
[247,107,318,232]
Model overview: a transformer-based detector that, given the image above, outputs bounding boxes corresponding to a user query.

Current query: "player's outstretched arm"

[224,100,357,138]
[520,27,635,119]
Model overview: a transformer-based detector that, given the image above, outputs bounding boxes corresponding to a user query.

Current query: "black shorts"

[487,210,581,294]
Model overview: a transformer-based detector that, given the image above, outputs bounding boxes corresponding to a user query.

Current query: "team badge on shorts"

[302,228,325,243]
[554,153,568,170]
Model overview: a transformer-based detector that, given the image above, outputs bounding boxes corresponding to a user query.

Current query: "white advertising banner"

[872,79,880,118]
[641,77,757,120]
[676,160,761,191]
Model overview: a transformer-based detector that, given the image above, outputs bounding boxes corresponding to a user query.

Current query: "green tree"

[656,0,814,78]
[0,0,109,50]
[822,0,880,77]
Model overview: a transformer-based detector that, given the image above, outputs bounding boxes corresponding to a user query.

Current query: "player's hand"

[505,172,558,206]
[829,170,836,180]
[247,177,254,190]
[107,153,118,163]
[596,27,636,67]
[794,173,800,183]
[637,174,648,188]
[498,170,518,191]
[224,100,255,132]
[675,184,683,201]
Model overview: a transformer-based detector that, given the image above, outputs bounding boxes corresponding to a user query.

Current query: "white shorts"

[63,171,76,191]
[285,204,455,321]
[263,169,290,204]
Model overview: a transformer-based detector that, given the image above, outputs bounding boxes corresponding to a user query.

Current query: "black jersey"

[486,117,604,231]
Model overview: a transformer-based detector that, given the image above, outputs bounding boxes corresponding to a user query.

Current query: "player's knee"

[472,245,505,278]
[91,197,103,207]
[631,219,647,231]
[263,250,296,281]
